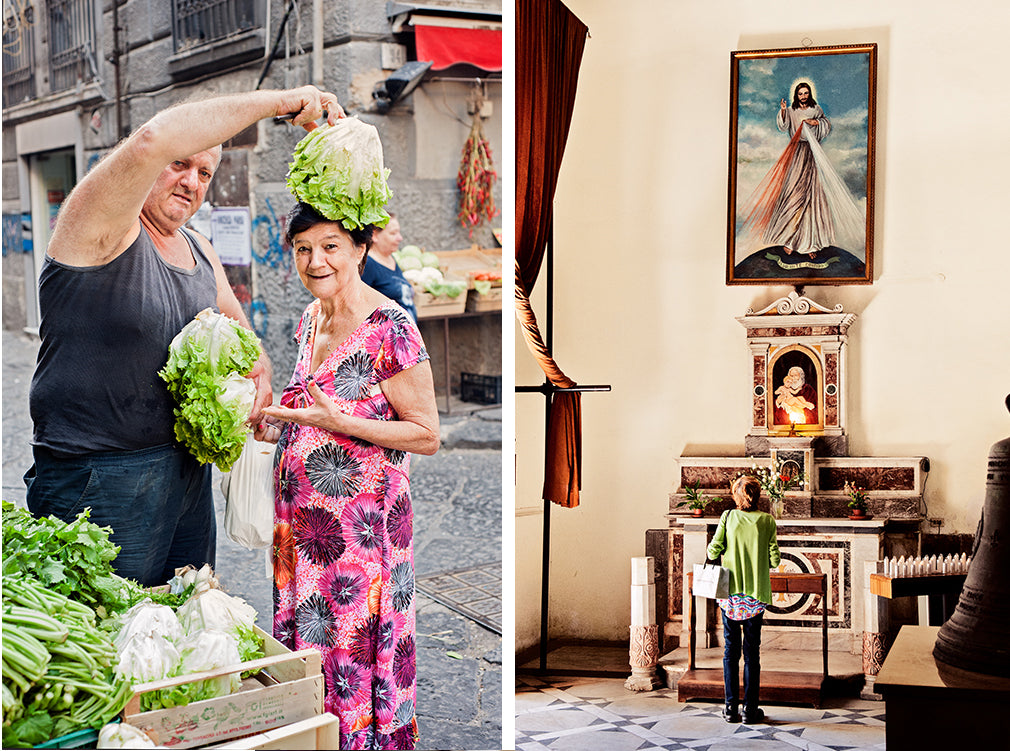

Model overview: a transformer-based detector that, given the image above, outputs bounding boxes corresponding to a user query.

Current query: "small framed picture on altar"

[726,43,877,286]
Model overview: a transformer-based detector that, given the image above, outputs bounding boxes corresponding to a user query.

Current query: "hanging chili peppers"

[456,107,498,237]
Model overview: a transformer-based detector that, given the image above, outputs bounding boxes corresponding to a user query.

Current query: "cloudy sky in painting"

[733,51,871,207]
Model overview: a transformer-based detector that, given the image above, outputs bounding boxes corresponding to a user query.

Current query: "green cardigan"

[706,508,781,604]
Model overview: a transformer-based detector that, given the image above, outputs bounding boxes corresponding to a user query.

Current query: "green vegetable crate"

[120,627,323,749]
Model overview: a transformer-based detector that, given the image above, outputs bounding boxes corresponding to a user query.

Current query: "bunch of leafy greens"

[159,308,261,472]
[286,117,393,231]
[0,501,170,620]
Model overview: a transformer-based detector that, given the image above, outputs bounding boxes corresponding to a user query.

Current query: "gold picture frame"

[727,43,877,286]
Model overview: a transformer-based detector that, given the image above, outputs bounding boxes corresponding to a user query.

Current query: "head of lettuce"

[285,116,393,231]
[159,308,262,472]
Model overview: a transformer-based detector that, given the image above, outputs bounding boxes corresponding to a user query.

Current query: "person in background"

[707,474,780,725]
[258,201,439,749]
[360,211,418,320]
[24,85,342,587]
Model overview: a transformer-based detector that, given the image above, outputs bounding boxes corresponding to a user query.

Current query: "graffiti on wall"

[2,214,31,257]
[250,197,291,272]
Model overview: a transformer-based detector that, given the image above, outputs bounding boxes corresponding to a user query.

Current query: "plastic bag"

[221,434,275,549]
[692,562,731,599]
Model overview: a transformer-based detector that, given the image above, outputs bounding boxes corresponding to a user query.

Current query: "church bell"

[932,395,1010,681]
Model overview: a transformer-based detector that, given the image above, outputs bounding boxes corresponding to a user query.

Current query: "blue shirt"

[361,255,417,321]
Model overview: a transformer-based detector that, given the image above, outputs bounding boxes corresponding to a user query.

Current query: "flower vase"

[770,497,784,519]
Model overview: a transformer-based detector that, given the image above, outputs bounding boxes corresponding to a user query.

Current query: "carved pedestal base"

[625,624,662,691]
[861,630,887,700]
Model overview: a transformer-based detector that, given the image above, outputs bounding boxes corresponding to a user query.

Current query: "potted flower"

[675,481,719,517]
[845,481,870,520]
[745,457,804,519]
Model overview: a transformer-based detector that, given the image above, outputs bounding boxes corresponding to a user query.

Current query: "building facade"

[2,0,502,394]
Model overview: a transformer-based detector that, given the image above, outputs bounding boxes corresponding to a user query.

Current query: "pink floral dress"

[273,299,427,750]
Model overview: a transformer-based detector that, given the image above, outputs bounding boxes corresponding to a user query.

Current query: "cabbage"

[416,267,443,286]
[159,308,262,472]
[398,245,422,258]
[97,722,158,749]
[286,117,393,231]
[397,255,423,272]
[420,252,440,269]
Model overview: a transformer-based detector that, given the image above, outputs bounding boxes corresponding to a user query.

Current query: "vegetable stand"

[1,503,330,750]
[418,308,502,415]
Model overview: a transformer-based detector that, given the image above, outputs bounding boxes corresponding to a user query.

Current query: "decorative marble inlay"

[748,325,845,338]
[753,355,766,425]
[681,466,738,490]
[768,540,851,630]
[819,466,915,492]
[824,352,839,426]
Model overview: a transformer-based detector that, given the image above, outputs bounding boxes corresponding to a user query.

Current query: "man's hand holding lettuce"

[159,308,263,472]
[285,116,393,231]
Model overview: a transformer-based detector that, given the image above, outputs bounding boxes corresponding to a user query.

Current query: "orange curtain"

[515,0,588,507]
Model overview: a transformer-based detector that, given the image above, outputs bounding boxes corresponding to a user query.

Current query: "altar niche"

[739,290,855,456]
[662,292,927,671]
[769,345,822,434]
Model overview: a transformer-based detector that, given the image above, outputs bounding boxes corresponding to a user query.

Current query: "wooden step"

[676,667,825,708]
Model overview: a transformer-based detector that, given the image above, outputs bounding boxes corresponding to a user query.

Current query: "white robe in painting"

[737,104,865,259]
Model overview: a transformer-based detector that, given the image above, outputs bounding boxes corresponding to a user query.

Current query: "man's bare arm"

[48,86,342,267]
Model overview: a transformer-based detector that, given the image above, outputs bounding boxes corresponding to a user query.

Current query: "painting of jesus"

[727,44,877,285]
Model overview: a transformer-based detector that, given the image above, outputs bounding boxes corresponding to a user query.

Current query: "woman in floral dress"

[259,202,439,749]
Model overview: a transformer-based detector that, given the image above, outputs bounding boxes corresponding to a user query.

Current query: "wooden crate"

[415,288,467,318]
[434,247,500,286]
[122,627,323,749]
[465,285,503,312]
[204,713,340,750]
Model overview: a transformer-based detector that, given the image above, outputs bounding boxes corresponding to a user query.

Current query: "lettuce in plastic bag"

[285,117,393,231]
[159,308,261,472]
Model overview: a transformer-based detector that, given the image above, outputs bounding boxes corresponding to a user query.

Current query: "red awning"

[414,25,502,72]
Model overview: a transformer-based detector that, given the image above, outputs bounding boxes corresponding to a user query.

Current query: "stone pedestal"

[860,559,889,699]
[625,624,661,691]
[625,557,662,691]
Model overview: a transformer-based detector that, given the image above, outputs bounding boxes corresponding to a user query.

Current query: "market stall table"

[418,308,501,414]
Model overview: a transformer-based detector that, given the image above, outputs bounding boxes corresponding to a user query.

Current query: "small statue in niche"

[774,365,818,426]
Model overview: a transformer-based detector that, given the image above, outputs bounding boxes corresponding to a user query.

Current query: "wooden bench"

[676,571,828,708]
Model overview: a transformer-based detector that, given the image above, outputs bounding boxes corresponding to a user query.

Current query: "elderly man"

[25,85,343,586]
[774,365,818,426]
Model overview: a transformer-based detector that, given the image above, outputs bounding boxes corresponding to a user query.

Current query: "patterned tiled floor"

[415,561,502,634]
[515,675,886,751]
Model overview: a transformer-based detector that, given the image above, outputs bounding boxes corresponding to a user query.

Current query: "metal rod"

[516,384,612,393]
[539,221,554,671]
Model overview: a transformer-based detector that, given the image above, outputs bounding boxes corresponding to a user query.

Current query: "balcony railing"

[46,0,96,93]
[172,0,258,53]
[2,5,35,104]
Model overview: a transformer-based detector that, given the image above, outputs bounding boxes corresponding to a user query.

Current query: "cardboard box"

[204,713,340,750]
[122,627,323,749]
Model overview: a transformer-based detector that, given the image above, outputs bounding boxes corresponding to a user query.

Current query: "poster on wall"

[210,207,252,266]
[726,43,877,286]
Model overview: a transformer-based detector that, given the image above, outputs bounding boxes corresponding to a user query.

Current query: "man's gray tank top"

[30,226,219,456]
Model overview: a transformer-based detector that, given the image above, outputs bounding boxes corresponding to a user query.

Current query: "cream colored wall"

[515,0,1010,650]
